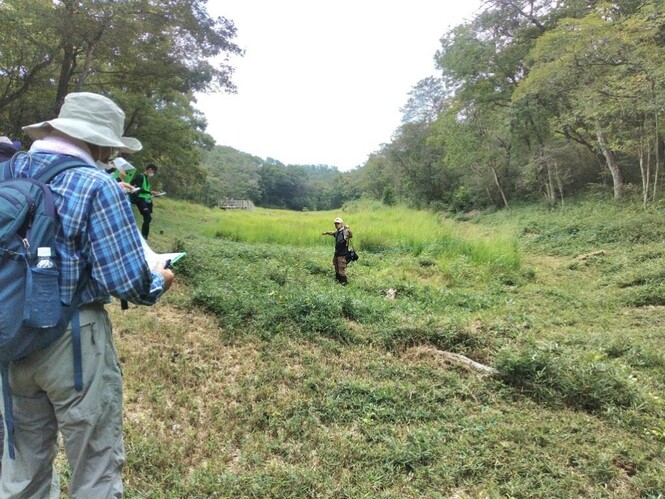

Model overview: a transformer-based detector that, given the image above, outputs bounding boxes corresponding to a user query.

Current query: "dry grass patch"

[110,291,266,474]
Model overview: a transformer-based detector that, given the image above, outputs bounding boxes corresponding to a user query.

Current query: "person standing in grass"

[322,216,353,285]
[1,92,174,497]
[131,163,160,239]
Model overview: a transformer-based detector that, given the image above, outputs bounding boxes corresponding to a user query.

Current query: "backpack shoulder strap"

[34,155,94,184]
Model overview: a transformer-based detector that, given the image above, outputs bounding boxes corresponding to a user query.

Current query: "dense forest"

[2,1,665,211]
[370,0,665,210]
[201,147,359,211]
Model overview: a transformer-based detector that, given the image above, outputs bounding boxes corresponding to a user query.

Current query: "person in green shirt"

[131,163,160,238]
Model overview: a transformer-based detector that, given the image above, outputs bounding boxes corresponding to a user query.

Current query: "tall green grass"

[201,200,520,271]
[106,196,665,498]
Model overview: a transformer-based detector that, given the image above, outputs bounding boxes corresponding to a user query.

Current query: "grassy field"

[79,198,665,497]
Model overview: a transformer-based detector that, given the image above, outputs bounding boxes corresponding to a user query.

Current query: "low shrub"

[495,346,640,413]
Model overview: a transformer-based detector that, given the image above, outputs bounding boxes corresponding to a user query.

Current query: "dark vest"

[334,229,349,257]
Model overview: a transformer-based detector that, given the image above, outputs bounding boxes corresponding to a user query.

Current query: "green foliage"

[0,0,241,201]
[451,185,473,212]
[201,146,264,206]
[495,345,640,413]
[355,153,403,203]
[361,0,665,213]
[7,0,665,212]
[381,185,396,206]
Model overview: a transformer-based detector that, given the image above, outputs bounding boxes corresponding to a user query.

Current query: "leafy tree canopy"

[0,0,241,201]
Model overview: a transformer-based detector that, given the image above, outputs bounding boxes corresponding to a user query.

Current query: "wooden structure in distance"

[219,198,256,210]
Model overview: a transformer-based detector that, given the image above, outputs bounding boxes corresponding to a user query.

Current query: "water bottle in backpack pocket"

[24,247,61,329]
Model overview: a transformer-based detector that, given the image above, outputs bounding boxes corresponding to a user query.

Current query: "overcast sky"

[196,1,481,171]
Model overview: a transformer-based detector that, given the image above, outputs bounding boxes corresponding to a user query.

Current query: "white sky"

[197,1,481,171]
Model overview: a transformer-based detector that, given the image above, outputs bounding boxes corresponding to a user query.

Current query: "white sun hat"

[23,92,142,153]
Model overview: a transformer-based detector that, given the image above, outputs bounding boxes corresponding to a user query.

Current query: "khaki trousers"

[333,255,348,277]
[1,307,124,498]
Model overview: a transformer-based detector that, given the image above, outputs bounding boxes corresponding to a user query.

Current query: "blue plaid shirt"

[13,151,166,306]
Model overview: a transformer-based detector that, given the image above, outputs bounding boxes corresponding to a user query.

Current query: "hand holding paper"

[140,236,185,271]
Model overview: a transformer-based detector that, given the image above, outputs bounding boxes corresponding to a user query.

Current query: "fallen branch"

[436,350,499,375]
[409,346,499,375]
[575,250,606,262]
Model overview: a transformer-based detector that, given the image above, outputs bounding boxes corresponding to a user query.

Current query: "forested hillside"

[201,146,359,210]
[362,0,665,211]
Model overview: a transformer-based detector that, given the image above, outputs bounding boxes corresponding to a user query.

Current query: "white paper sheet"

[141,236,186,270]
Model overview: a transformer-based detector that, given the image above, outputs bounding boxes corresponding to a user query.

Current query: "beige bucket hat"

[23,92,142,153]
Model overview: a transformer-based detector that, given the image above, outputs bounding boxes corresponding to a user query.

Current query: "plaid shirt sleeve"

[54,166,166,305]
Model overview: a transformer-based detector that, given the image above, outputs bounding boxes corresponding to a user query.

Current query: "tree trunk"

[595,122,623,200]
[75,40,99,91]
[554,163,565,208]
[490,162,509,208]
[54,1,78,112]
[545,163,556,208]
[75,22,108,91]
[55,44,75,113]
[423,348,499,375]
[638,145,651,206]
[540,144,555,208]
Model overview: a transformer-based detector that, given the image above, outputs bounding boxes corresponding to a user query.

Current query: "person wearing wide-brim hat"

[0,136,18,162]
[322,216,353,285]
[1,92,174,497]
[22,93,142,155]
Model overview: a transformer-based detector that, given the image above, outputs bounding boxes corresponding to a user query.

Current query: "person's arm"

[322,231,334,236]
[87,175,172,304]
[118,181,135,192]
